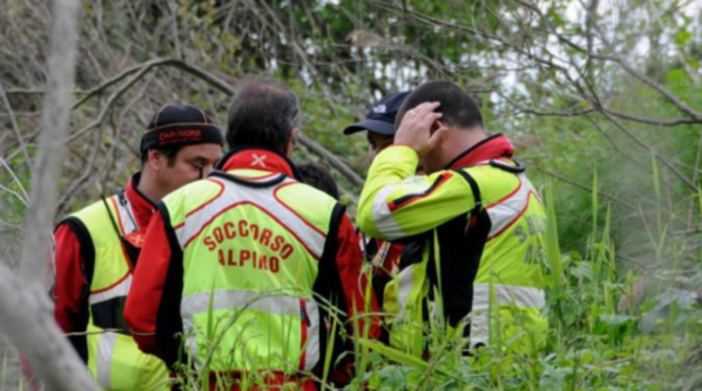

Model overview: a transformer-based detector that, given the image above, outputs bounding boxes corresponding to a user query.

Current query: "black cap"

[343,91,410,136]
[140,104,223,153]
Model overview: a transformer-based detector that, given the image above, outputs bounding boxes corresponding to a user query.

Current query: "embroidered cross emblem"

[251,153,268,168]
[133,234,144,246]
[125,232,145,247]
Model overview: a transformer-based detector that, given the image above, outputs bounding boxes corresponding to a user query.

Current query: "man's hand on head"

[393,102,447,156]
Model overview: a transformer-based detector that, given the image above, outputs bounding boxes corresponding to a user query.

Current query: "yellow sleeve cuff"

[370,145,419,180]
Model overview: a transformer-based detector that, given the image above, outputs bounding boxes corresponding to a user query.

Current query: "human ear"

[286,128,298,155]
[430,119,447,135]
[148,150,165,172]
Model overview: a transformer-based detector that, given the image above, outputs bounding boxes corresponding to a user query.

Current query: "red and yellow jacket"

[125,148,379,388]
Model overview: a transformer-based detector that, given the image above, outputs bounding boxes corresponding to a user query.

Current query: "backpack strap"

[452,169,483,229]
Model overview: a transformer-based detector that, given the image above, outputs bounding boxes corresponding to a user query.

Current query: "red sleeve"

[53,224,89,335]
[123,210,173,358]
[325,215,381,385]
[335,215,380,339]
[384,243,404,274]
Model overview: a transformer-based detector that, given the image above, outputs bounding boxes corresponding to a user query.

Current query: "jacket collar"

[216,146,302,179]
[445,134,515,170]
[125,172,158,231]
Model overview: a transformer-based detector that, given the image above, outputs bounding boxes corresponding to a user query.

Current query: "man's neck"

[137,169,165,203]
[438,127,487,168]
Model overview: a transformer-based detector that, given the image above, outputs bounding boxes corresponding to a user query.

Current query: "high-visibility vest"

[161,169,338,373]
[68,193,168,390]
[382,160,548,355]
[469,162,548,353]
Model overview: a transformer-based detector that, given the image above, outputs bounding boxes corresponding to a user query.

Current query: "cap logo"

[158,129,202,143]
[373,104,387,114]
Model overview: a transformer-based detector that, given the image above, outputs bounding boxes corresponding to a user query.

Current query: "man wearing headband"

[125,81,379,389]
[51,104,223,390]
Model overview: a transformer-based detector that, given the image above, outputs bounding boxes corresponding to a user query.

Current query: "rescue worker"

[51,103,224,390]
[357,81,549,356]
[124,81,379,390]
[343,92,410,311]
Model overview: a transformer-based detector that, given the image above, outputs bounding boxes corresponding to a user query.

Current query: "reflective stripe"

[472,283,546,310]
[96,331,117,388]
[470,283,545,347]
[371,184,405,240]
[486,174,537,239]
[396,264,418,316]
[302,299,320,371]
[469,308,489,347]
[89,274,132,305]
[180,289,319,369]
[112,195,138,234]
[175,178,326,258]
[181,290,303,320]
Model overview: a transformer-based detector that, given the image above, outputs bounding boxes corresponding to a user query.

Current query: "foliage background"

[1,0,702,389]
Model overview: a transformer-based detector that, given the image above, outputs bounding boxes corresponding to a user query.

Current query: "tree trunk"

[1,0,100,389]
[0,263,99,391]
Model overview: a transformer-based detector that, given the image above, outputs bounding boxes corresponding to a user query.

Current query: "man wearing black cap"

[344,91,410,163]
[51,104,223,390]
[125,81,379,389]
[343,92,413,315]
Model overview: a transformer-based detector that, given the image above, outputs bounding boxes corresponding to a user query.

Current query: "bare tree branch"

[6,0,101,388]
[0,83,32,172]
[603,108,702,127]
[62,57,366,189]
[592,51,702,122]
[600,111,698,192]
[0,262,98,390]
[72,58,236,110]
[0,156,30,203]
[531,164,638,212]
[20,0,81,281]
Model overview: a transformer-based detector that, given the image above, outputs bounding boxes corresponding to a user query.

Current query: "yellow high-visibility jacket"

[357,135,548,355]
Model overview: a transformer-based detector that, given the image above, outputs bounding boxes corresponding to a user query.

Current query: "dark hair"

[298,162,340,200]
[140,145,182,167]
[226,81,300,152]
[395,81,483,130]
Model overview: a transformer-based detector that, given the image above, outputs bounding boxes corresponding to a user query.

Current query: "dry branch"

[6,0,100,388]
[0,263,98,391]
[0,83,32,172]
[63,57,364,188]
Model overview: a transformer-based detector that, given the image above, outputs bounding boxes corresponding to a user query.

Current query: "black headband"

[140,123,223,153]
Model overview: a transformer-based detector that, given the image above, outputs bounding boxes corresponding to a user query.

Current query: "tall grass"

[108,178,702,390]
[3,163,702,390]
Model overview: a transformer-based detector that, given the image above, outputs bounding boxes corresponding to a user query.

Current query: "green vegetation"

[164,178,702,389]
[1,0,702,389]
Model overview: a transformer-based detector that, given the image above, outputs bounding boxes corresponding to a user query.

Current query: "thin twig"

[66,65,152,142]
[0,156,30,203]
[0,183,29,207]
[0,83,32,171]
[66,58,367,190]
[531,164,638,212]
[600,111,698,192]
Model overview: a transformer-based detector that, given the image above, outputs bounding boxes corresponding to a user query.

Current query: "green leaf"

[675,29,693,46]
[357,338,453,378]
